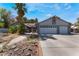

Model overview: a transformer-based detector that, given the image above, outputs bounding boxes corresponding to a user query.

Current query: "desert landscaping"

[0,3,79,56]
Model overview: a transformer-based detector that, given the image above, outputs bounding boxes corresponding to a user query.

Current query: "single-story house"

[38,16,71,35]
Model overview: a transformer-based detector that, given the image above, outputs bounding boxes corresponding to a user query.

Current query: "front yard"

[0,33,42,56]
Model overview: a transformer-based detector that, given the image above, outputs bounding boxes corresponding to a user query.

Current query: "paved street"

[40,35,79,56]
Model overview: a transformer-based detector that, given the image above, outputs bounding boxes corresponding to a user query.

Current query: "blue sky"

[0,3,79,23]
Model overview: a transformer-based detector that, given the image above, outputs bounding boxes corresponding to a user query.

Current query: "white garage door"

[59,26,68,34]
[39,28,57,34]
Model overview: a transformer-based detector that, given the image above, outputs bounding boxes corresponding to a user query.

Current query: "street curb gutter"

[38,41,43,56]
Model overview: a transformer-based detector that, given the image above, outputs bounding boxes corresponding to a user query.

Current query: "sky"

[0,3,79,23]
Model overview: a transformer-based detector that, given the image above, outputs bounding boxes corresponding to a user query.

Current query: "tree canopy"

[0,8,11,28]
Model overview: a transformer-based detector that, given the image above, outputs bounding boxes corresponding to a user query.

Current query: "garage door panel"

[39,28,57,34]
[59,26,68,34]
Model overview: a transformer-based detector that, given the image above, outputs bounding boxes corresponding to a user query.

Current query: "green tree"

[75,18,79,25]
[14,3,27,34]
[23,17,27,23]
[0,8,10,28]
[75,18,79,32]
[35,18,38,23]
[26,18,38,23]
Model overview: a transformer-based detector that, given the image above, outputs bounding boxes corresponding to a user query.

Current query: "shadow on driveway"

[40,36,57,41]
[39,33,78,41]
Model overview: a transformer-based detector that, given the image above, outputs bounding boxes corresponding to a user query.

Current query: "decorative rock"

[0,44,3,49]
[14,48,19,51]
[0,44,4,53]
[0,38,39,56]
[10,45,16,49]
[26,53,31,56]
[28,48,32,51]
[0,49,3,53]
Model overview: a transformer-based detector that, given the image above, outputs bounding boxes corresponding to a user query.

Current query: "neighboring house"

[25,23,37,33]
[71,24,79,33]
[38,16,71,35]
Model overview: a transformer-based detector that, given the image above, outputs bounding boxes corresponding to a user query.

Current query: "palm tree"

[14,3,27,34]
[0,8,10,28]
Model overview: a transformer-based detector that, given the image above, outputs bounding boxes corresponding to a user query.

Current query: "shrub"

[8,26,17,33]
[17,24,25,34]
[29,34,39,39]
[0,22,4,28]
[8,24,25,34]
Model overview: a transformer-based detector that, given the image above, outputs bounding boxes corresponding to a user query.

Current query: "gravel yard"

[0,39,39,56]
[0,34,41,56]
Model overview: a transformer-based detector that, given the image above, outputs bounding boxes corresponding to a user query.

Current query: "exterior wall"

[57,26,59,34]
[66,26,70,34]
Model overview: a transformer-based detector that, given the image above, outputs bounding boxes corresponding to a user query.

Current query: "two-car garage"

[39,26,69,34]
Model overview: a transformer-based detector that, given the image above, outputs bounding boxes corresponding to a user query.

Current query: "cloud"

[10,9,17,18]
[46,14,52,17]
[27,4,47,13]
[64,3,69,6]
[65,5,71,10]
[75,12,79,17]
[27,4,38,12]
[64,4,71,10]
[53,4,60,10]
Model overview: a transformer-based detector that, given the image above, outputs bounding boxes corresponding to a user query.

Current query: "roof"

[39,16,71,25]
[24,23,36,27]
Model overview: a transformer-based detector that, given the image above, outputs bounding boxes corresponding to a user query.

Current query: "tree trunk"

[16,16,25,34]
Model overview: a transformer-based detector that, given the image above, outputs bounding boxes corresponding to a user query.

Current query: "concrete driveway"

[40,35,79,56]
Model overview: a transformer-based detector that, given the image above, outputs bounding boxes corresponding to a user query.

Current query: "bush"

[17,24,25,34]
[8,24,25,34]
[0,22,4,28]
[29,34,39,39]
[8,26,17,33]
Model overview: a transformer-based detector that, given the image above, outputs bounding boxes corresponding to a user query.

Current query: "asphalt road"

[40,35,79,56]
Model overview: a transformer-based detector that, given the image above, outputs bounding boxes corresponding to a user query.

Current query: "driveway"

[40,35,79,56]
